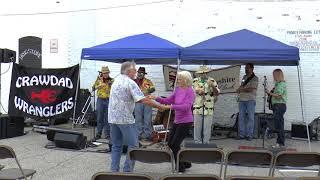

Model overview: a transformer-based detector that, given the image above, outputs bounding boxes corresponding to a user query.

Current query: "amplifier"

[291,123,312,139]
[0,114,25,139]
[236,113,274,139]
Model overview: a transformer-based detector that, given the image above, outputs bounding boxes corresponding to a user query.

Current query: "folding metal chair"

[91,171,154,180]
[0,145,36,180]
[129,148,175,173]
[177,148,224,176]
[272,151,320,177]
[226,176,282,180]
[297,177,320,180]
[224,150,274,179]
[160,173,221,180]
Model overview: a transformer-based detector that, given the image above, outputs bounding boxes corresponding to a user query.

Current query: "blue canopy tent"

[79,30,309,150]
[181,29,300,65]
[81,33,182,64]
[76,33,182,137]
[181,29,309,150]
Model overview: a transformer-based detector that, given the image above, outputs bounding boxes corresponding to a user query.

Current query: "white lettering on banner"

[14,96,74,117]
[39,75,50,86]
[163,65,241,93]
[16,75,73,89]
[19,48,41,60]
[51,76,58,86]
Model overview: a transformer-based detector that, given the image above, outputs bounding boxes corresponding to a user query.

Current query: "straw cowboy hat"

[100,66,110,73]
[195,65,211,74]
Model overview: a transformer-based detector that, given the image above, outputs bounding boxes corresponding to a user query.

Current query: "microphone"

[263,76,267,86]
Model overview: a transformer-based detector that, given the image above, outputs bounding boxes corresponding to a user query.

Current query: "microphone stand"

[201,93,205,144]
[262,76,268,148]
[92,86,96,141]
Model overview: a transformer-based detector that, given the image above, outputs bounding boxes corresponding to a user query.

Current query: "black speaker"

[0,114,24,139]
[0,49,16,63]
[54,132,87,150]
[0,117,7,139]
[255,113,274,138]
[291,123,312,139]
[49,118,69,125]
[235,113,274,139]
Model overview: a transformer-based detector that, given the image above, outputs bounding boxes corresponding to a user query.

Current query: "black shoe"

[178,167,186,173]
[236,136,245,140]
[95,134,101,139]
[246,136,253,141]
[178,162,186,173]
[184,162,192,169]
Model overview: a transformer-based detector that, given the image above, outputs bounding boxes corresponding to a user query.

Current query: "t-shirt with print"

[239,74,259,101]
[92,78,113,98]
[108,74,144,124]
[192,77,218,115]
[271,81,287,104]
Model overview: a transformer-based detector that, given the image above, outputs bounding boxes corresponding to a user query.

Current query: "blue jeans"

[134,103,152,139]
[110,123,139,172]
[273,103,286,145]
[239,100,256,138]
[96,98,110,137]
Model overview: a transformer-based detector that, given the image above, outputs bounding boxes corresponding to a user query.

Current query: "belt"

[98,97,109,99]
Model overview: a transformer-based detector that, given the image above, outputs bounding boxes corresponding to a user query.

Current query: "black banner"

[19,36,42,68]
[8,63,79,118]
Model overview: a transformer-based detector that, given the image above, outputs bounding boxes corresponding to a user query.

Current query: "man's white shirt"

[108,74,144,124]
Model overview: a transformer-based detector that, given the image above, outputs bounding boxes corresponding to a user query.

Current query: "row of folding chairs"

[126,148,320,179]
[92,172,320,180]
[0,145,36,180]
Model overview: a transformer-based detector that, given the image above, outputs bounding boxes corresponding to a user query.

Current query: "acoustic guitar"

[267,88,275,110]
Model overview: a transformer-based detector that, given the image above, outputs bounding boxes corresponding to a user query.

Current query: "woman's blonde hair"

[177,71,193,87]
[273,69,285,82]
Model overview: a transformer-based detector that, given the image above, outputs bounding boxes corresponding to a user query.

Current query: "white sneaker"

[272,143,281,148]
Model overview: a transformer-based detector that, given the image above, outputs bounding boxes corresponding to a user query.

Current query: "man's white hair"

[121,61,136,74]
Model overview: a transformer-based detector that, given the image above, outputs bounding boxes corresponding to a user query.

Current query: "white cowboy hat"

[195,65,211,74]
[100,66,110,73]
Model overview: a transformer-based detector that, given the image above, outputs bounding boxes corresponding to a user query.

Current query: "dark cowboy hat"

[138,67,147,74]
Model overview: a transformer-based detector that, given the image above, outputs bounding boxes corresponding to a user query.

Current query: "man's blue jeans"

[110,123,139,172]
[96,98,110,137]
[134,103,152,139]
[239,100,256,138]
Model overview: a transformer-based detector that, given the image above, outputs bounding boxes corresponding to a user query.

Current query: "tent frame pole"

[163,58,181,145]
[297,64,311,151]
[72,59,83,129]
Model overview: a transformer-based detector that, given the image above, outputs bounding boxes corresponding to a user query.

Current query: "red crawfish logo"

[31,89,59,104]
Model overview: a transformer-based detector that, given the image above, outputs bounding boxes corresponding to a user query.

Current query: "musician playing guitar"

[265,69,287,148]
[267,87,275,110]
[236,63,259,141]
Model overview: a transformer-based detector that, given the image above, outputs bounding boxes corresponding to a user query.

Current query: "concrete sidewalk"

[0,125,319,180]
